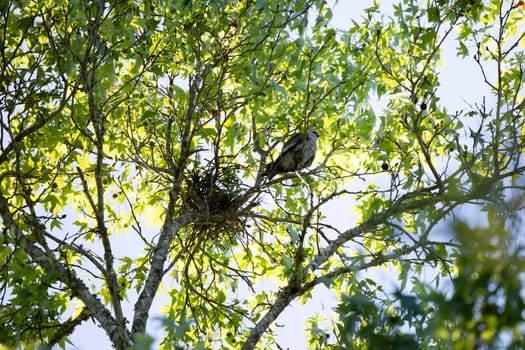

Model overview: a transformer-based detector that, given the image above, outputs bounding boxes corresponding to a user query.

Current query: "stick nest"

[182,164,247,243]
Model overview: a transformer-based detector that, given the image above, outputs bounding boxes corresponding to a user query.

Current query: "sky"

[64,0,494,349]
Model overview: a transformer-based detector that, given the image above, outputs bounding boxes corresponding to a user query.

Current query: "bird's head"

[308,130,320,138]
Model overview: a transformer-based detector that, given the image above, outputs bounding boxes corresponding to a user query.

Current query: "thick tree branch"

[131,212,196,335]
[48,309,92,347]
[241,179,499,349]
[241,285,300,350]
[0,192,131,349]
[307,194,441,272]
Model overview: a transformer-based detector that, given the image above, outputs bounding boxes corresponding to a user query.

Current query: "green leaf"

[281,255,293,271]
[427,6,440,22]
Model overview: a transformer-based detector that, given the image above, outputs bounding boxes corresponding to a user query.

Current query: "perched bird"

[262,130,320,180]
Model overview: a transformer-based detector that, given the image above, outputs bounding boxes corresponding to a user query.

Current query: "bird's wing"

[301,147,316,168]
[280,133,305,153]
[297,132,318,168]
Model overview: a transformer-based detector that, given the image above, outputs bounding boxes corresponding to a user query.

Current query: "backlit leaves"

[1,0,525,349]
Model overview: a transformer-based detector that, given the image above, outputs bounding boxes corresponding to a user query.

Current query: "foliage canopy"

[1,0,525,349]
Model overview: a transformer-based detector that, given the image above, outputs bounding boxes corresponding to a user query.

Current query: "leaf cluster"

[1,0,525,349]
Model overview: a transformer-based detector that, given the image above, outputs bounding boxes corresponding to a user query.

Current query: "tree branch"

[241,182,490,349]
[0,192,131,349]
[131,212,196,335]
[48,309,92,347]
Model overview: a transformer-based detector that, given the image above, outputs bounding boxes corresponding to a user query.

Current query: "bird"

[262,130,320,180]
